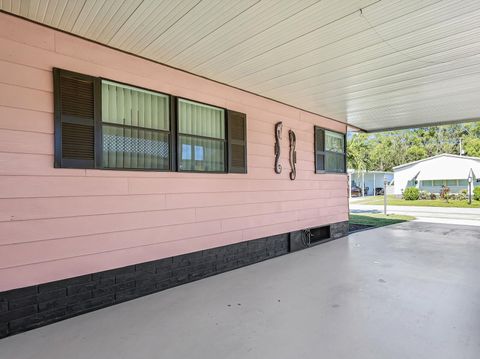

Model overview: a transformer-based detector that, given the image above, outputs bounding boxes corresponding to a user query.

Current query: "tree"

[464,137,480,157]
[347,121,480,171]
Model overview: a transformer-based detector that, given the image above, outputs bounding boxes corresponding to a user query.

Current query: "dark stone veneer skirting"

[0,221,348,339]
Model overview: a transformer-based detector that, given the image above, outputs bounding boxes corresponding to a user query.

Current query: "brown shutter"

[54,68,98,168]
[314,126,325,173]
[227,110,247,173]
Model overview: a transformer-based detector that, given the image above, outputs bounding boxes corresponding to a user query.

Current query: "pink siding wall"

[0,13,348,291]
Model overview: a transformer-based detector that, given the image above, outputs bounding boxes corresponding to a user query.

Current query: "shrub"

[474,186,480,201]
[419,191,428,200]
[403,187,419,200]
[429,192,437,200]
[461,189,468,195]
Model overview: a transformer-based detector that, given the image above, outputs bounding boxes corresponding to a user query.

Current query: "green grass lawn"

[349,213,415,228]
[353,195,480,208]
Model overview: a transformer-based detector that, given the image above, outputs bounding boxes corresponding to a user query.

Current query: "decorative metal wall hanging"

[288,129,297,180]
[274,121,283,174]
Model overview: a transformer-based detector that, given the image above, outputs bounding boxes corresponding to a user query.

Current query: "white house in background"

[393,154,480,195]
[348,170,393,196]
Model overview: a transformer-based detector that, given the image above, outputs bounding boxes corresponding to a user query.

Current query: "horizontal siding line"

[0,174,345,182]
[0,207,348,269]
[0,103,53,115]
[0,172,323,181]
[0,79,52,94]
[214,204,348,225]
[221,207,348,234]
[0,186,345,199]
[0,163,315,174]
[0,187,345,200]
[0,204,347,247]
[0,227,244,271]
[247,118,325,134]
[0,127,53,135]
[0,194,346,223]
[0,217,221,248]
[0,128,54,137]
[0,81,52,95]
[0,151,54,157]
[0,57,53,73]
[241,213,349,240]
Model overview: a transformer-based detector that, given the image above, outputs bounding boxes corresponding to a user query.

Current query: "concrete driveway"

[0,222,479,359]
[350,203,480,227]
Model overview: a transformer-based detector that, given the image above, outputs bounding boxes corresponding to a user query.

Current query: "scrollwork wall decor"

[288,129,297,180]
[274,121,283,174]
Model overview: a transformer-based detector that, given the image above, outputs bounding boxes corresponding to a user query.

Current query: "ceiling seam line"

[164,0,262,63]
[244,4,480,91]
[266,34,480,97]
[229,0,458,83]
[106,0,145,44]
[188,0,325,71]
[138,0,203,55]
[207,0,383,76]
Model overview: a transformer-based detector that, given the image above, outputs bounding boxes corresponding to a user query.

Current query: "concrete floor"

[1,222,480,359]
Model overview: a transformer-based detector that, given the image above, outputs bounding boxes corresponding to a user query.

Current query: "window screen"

[178,99,225,172]
[101,80,170,169]
[315,127,346,173]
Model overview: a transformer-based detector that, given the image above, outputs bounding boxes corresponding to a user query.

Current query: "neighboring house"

[348,170,393,196]
[393,154,480,195]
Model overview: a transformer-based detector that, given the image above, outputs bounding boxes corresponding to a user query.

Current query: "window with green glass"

[433,180,444,186]
[420,180,432,187]
[177,99,225,172]
[458,179,468,187]
[101,80,170,170]
[446,179,457,187]
[315,127,346,173]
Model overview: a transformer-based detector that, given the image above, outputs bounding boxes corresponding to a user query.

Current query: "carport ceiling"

[2,0,480,132]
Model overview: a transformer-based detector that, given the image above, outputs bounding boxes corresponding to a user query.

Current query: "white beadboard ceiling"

[2,0,480,131]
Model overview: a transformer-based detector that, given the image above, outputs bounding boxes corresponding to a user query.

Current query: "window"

[433,180,444,186]
[315,127,346,173]
[458,179,468,187]
[446,179,457,187]
[101,81,170,170]
[177,99,225,172]
[53,68,247,173]
[420,180,433,187]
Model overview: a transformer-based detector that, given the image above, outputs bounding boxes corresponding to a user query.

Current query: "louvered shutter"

[227,110,247,173]
[54,68,98,168]
[315,126,325,173]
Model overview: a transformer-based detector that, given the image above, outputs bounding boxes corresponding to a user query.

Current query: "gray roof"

[393,154,480,170]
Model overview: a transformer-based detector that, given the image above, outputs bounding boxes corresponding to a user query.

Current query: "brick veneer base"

[0,221,348,338]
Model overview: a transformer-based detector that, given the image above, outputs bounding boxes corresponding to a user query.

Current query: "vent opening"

[309,225,331,244]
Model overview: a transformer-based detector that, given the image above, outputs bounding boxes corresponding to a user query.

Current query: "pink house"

[0,12,348,337]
